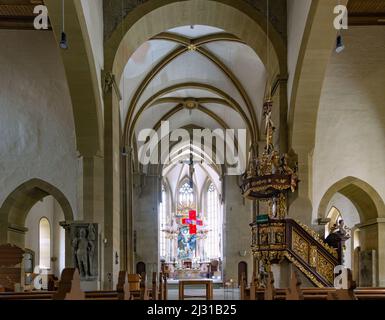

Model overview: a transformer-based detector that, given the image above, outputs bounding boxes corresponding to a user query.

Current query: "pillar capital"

[59,221,72,231]
[102,70,122,101]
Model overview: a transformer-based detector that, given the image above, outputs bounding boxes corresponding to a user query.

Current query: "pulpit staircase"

[250,218,341,287]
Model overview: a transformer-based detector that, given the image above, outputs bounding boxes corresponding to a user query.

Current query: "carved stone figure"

[257,263,268,288]
[70,223,98,281]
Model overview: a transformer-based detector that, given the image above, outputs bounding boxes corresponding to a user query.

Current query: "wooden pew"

[158,272,163,300]
[327,270,357,300]
[53,268,85,300]
[286,271,304,300]
[264,272,276,300]
[245,269,385,301]
[162,273,168,300]
[117,271,133,300]
[239,272,249,300]
[150,272,158,300]
[0,269,142,301]
[0,291,54,300]
[0,269,129,301]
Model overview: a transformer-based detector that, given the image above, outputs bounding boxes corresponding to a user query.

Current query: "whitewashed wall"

[0,30,79,219]
[313,26,385,221]
[287,0,312,107]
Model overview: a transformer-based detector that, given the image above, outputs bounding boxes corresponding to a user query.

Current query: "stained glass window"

[206,183,220,259]
[179,181,194,207]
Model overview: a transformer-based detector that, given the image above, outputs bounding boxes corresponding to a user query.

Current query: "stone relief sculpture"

[70,223,98,281]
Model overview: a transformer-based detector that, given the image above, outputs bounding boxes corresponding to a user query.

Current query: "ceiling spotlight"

[60,32,68,50]
[336,34,345,53]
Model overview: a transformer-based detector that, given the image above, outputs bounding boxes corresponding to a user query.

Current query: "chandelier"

[162,217,179,240]
[240,98,299,218]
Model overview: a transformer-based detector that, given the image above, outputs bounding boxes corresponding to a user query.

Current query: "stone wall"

[313,26,385,286]
[286,0,312,108]
[0,30,79,220]
[80,0,104,109]
[132,174,160,274]
[223,175,253,284]
[313,26,385,220]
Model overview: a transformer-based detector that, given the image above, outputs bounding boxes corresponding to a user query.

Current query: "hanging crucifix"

[182,210,203,235]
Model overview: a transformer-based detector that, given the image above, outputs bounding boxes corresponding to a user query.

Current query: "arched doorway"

[136,261,146,275]
[238,261,248,287]
[0,179,74,281]
[318,177,385,287]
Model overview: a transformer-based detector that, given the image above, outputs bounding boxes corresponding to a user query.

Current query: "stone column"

[377,220,385,287]
[358,218,385,287]
[275,77,289,154]
[224,175,253,284]
[77,155,104,223]
[59,221,73,268]
[123,146,134,273]
[103,71,121,290]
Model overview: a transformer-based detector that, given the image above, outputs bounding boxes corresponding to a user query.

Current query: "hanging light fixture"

[336,32,345,53]
[335,0,345,54]
[188,138,195,189]
[59,0,68,49]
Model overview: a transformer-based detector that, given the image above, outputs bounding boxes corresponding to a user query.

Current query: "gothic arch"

[111,0,286,274]
[0,178,74,244]
[289,0,345,148]
[106,0,284,84]
[44,0,103,156]
[106,0,285,149]
[317,177,385,223]
[287,0,348,224]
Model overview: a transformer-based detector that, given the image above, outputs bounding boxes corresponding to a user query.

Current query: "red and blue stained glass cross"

[182,210,203,235]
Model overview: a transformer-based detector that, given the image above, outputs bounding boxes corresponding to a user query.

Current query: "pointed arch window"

[206,182,220,259]
[178,181,195,208]
[39,217,51,269]
[159,184,168,259]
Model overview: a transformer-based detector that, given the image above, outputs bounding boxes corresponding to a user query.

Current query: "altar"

[160,204,223,280]
[175,268,201,280]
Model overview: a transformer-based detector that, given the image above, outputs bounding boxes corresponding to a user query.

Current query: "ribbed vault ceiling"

[122,24,267,184]
[121,25,267,146]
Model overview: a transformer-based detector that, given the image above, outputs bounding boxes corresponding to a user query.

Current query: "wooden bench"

[244,269,385,301]
[0,269,168,301]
